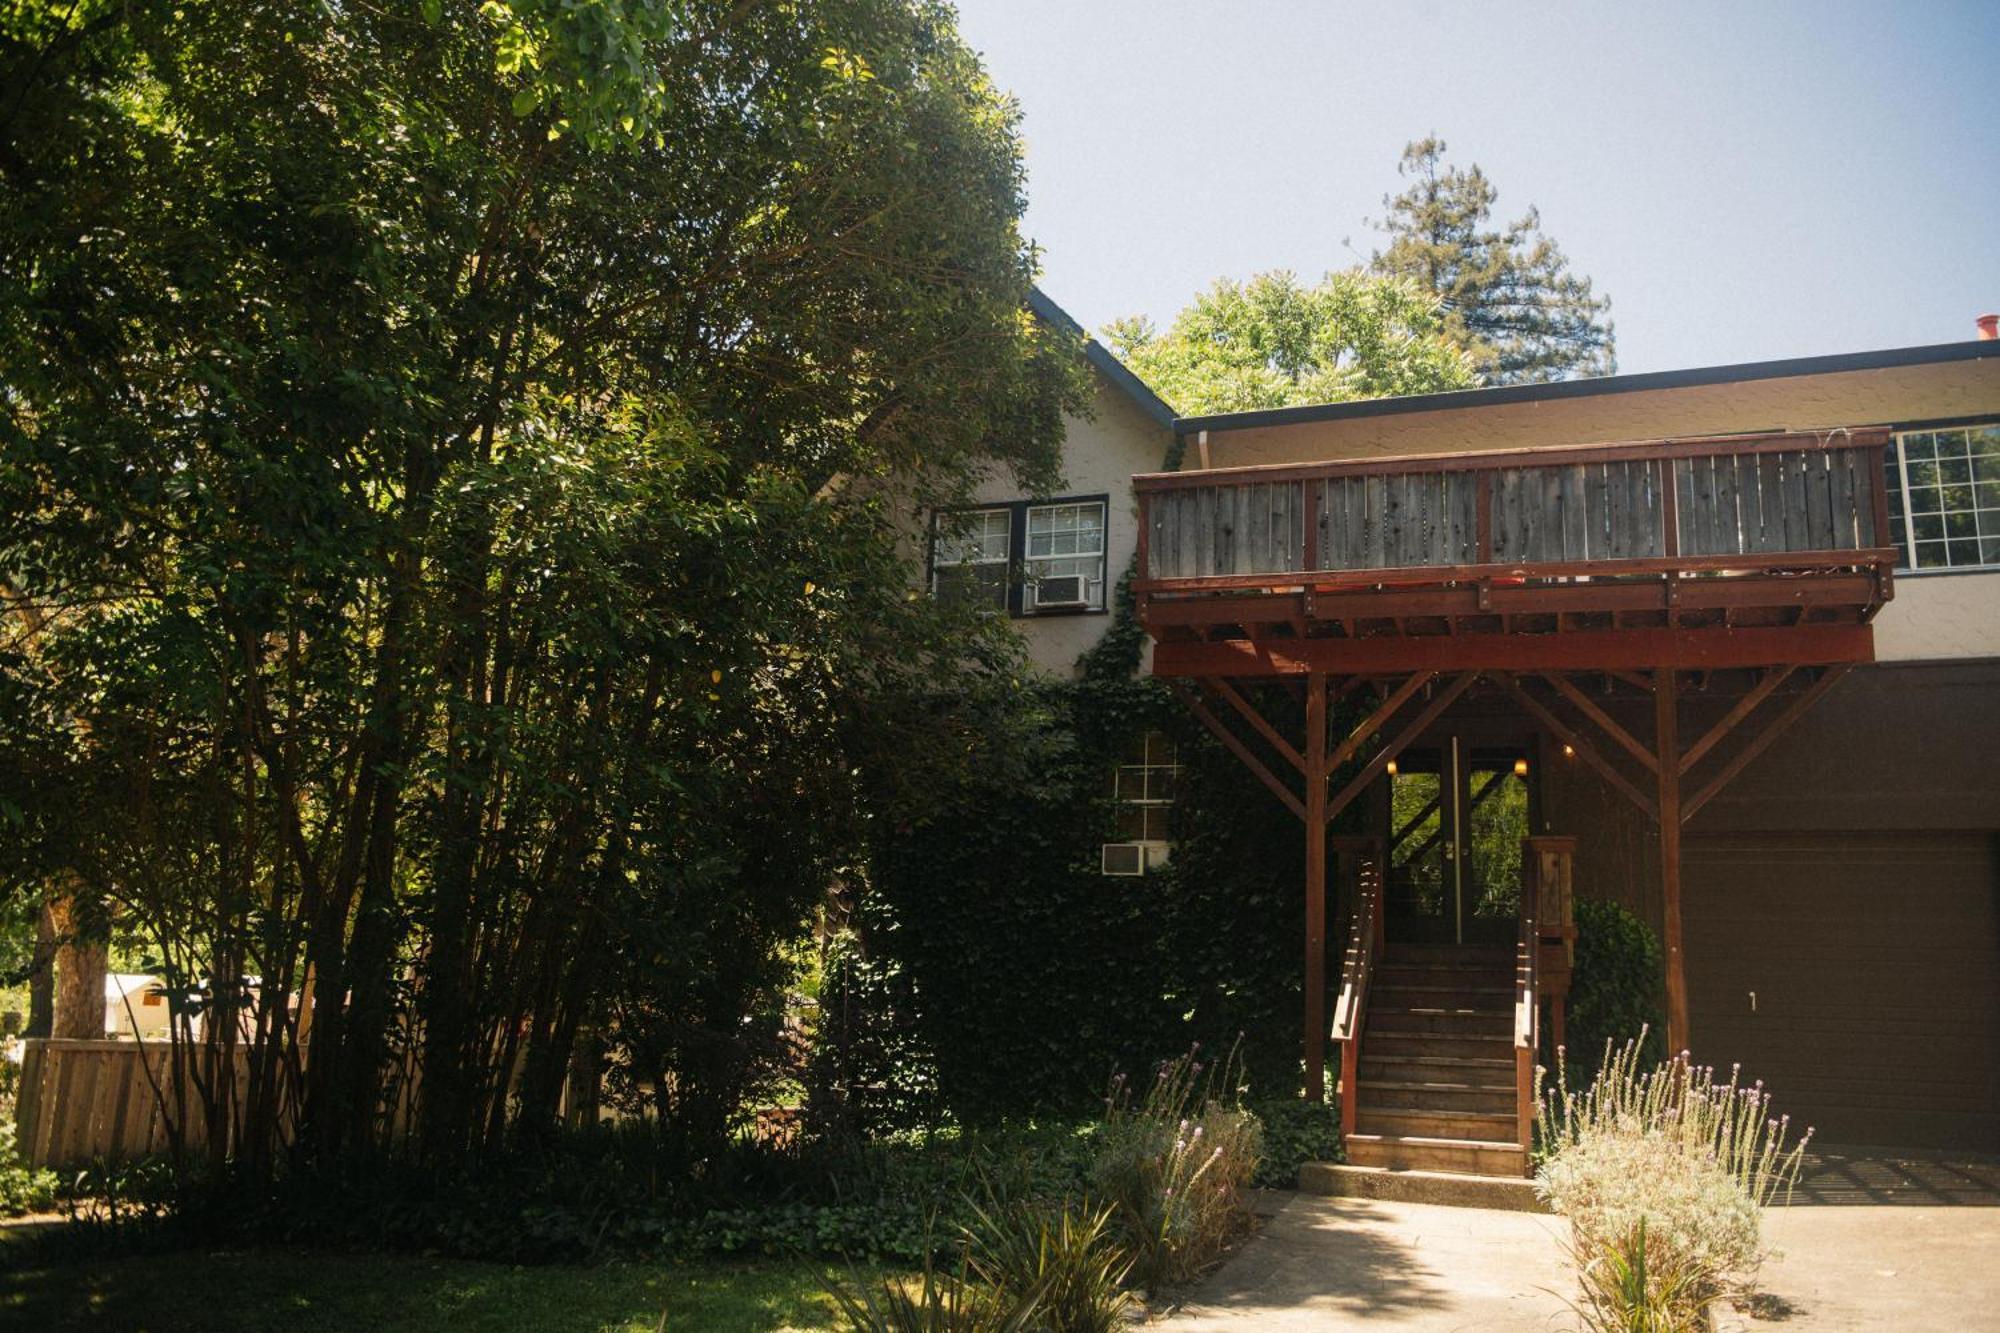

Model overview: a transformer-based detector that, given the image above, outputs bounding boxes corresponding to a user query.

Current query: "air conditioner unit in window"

[1101,842,1146,877]
[1031,574,1090,610]
[1101,841,1171,877]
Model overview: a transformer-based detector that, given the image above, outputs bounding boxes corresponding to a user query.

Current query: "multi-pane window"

[1883,423,2000,571]
[1023,501,1107,613]
[1112,731,1179,844]
[930,506,1010,609]
[927,497,1110,616]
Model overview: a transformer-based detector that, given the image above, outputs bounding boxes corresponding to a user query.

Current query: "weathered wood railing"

[1329,842,1384,1140]
[1137,429,1893,587]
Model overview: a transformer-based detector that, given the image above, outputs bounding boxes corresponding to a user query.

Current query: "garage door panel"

[1684,831,1999,1152]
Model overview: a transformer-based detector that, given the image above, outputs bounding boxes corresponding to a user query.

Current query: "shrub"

[825,1237,1048,1333]
[964,1195,1135,1333]
[1246,1097,1341,1187]
[1092,1047,1261,1289]
[1564,898,1666,1082]
[0,1075,58,1217]
[1536,1034,1811,1310]
[1559,1218,1709,1333]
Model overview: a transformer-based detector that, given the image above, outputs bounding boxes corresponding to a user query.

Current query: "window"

[927,496,1110,616]
[1112,731,1179,844]
[930,506,1010,610]
[1023,501,1107,613]
[1883,423,2000,572]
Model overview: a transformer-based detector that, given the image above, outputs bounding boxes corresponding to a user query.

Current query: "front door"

[1385,736,1531,944]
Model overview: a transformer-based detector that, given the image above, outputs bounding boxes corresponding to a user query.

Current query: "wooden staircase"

[1342,942,1527,1178]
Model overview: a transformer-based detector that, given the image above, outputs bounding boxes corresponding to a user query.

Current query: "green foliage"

[0,1110,58,1216]
[1246,1097,1342,1188]
[1104,269,1477,415]
[963,1195,1136,1333]
[1372,137,1616,384]
[1566,898,1667,1079]
[1091,1048,1261,1290]
[825,1237,1048,1333]
[0,0,1088,1172]
[1558,1218,1710,1333]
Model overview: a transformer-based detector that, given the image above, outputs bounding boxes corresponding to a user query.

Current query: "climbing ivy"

[831,572,1370,1126]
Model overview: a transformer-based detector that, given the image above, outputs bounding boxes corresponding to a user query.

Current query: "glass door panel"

[1385,738,1531,944]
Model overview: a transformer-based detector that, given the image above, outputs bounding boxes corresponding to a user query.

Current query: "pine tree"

[1371,137,1615,385]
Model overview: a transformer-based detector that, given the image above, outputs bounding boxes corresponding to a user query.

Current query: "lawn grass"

[0,1237,883,1331]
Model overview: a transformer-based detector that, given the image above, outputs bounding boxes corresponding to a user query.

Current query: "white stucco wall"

[961,375,1175,676]
[1873,571,2000,662]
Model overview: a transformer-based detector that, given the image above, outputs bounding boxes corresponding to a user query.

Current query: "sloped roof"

[1028,287,1177,430]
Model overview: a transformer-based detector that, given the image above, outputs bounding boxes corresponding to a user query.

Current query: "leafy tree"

[1104,269,1477,417]
[0,0,1087,1173]
[1371,137,1615,385]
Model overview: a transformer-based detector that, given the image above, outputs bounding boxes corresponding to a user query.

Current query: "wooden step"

[1345,1132,1527,1178]
[1359,1078,1517,1114]
[1365,1028,1515,1060]
[1375,961,1515,988]
[1382,944,1513,967]
[1358,1052,1515,1084]
[1356,1106,1518,1141]
[1372,982,1512,1005]
[1366,1005,1511,1035]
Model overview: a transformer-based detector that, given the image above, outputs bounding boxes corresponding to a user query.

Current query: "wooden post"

[1303,670,1328,1102]
[1656,669,1689,1054]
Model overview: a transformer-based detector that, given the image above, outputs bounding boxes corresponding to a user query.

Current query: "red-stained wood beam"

[1303,671,1329,1102]
[1151,625,1875,678]
[1167,679,1305,821]
[1541,672,1660,775]
[1324,673,1480,824]
[1678,666,1794,775]
[1205,677,1307,776]
[1489,672,1659,821]
[1657,669,1687,1054]
[1681,665,1853,824]
[1323,672,1436,779]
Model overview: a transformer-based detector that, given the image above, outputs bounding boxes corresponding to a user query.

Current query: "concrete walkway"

[1164,1194,1571,1331]
[1741,1203,2000,1329]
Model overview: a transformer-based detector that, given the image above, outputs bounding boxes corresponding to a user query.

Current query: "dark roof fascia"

[1027,286,1178,431]
[1174,339,2000,436]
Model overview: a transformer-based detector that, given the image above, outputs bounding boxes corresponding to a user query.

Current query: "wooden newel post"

[1656,669,1690,1056]
[1303,671,1328,1102]
[1523,835,1578,1052]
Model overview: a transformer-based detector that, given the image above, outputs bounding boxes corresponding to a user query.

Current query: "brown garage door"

[1684,832,1999,1152]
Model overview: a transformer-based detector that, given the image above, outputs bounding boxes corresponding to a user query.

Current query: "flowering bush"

[1091,1045,1262,1289]
[1536,1032,1811,1320]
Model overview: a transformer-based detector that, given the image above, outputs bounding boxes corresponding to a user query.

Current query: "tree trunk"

[50,893,108,1040]
[25,898,57,1038]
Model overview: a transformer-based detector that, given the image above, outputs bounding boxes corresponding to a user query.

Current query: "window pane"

[1912,513,1944,542]
[1903,433,1936,461]
[1940,457,1972,485]
[1947,538,1980,566]
[1913,539,1948,568]
[1908,458,1940,487]
[933,562,1007,610]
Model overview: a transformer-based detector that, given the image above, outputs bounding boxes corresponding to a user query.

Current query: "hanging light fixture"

[1513,758,1530,777]
[1386,759,1398,776]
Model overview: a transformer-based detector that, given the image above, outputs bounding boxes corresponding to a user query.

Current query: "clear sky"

[950,0,1999,376]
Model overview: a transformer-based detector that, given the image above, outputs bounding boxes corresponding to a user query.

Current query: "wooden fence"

[12,1036,594,1169]
[12,1038,275,1168]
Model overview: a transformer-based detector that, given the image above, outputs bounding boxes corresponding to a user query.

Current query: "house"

[925,296,2000,1170]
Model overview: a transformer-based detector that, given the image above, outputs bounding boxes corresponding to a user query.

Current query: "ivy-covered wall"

[837,575,1369,1125]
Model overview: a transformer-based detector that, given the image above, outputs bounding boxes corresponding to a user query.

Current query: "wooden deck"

[1135,429,1893,673]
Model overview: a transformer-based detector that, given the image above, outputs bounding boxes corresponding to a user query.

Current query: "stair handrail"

[1513,874,1540,1172]
[1330,848,1382,1141]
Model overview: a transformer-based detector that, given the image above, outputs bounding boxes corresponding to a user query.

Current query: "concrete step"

[1359,1052,1515,1085]
[1300,1161,1549,1212]
[1345,1132,1527,1178]
[1359,1077,1516,1114]
[1356,1106,1518,1141]
[1366,1005,1512,1036]
[1366,1028,1516,1060]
